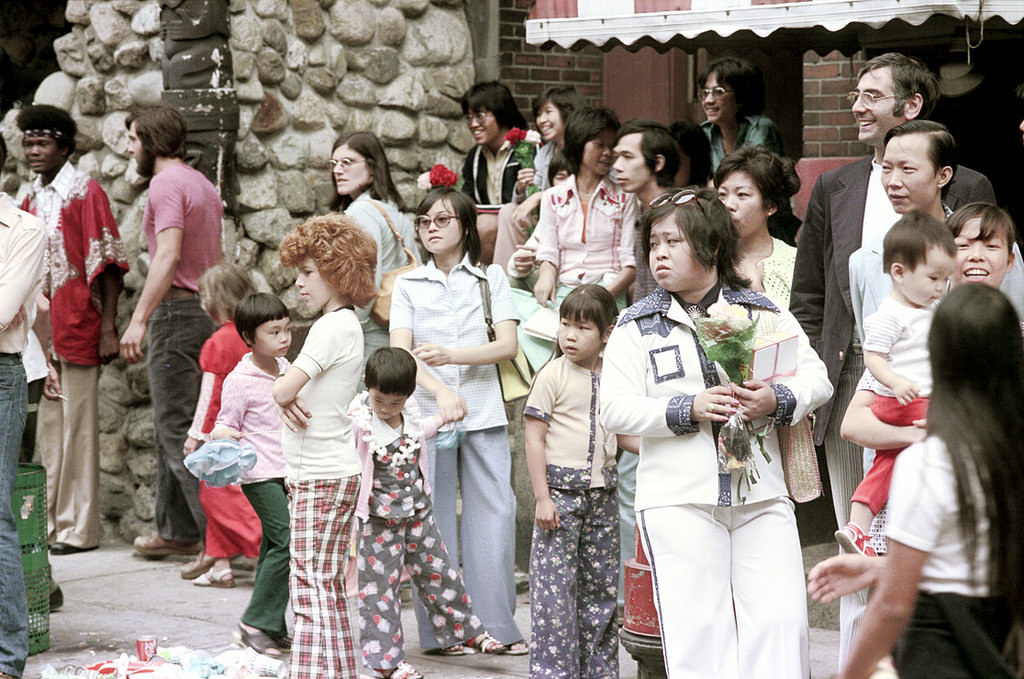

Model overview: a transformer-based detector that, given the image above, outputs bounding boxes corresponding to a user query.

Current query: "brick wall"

[495,17,871,160]
[499,1,604,120]
[802,50,868,158]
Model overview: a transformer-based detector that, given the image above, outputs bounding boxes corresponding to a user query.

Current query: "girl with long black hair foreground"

[812,283,1024,679]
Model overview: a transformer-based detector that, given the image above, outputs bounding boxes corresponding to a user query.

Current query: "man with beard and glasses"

[17,104,128,556]
[120,104,222,559]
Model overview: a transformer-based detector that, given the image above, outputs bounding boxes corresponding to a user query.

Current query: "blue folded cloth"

[184,439,258,487]
[435,425,467,450]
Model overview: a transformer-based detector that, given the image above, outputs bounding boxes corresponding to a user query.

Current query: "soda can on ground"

[136,636,158,662]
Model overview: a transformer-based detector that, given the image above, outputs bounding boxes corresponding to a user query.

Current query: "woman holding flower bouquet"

[331,132,420,368]
[601,187,832,678]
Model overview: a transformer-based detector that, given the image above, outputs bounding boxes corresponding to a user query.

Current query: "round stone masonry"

[11,0,480,544]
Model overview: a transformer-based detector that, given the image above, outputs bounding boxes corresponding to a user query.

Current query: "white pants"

[638,498,809,679]
[824,350,869,666]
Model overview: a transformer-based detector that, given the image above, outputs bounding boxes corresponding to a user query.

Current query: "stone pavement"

[24,544,841,678]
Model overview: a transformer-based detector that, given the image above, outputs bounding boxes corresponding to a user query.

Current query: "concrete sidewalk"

[25,545,840,678]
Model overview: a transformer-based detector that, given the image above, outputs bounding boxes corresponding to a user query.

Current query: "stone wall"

[5,0,481,543]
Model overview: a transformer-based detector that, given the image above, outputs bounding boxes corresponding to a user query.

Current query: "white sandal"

[193,567,235,588]
[467,631,506,654]
[372,661,423,679]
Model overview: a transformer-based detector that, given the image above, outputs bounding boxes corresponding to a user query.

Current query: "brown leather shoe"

[180,550,216,579]
[133,535,202,558]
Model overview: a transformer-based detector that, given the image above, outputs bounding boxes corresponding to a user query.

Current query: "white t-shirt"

[860,295,934,397]
[861,159,900,248]
[887,436,990,596]
[282,308,364,481]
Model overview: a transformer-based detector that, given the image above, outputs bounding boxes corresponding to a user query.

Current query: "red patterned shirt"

[21,162,128,365]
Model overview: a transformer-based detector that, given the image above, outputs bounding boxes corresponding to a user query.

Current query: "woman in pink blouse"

[515,107,636,369]
[533,107,637,306]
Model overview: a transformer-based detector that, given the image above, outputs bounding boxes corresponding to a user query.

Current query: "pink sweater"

[214,354,288,481]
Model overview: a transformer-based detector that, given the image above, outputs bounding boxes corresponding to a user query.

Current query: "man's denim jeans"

[0,354,28,677]
[148,297,214,542]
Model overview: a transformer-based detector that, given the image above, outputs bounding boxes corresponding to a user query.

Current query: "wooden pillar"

[160,0,239,212]
[465,0,500,82]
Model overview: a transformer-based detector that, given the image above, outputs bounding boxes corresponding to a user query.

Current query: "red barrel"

[634,527,648,566]
[623,558,660,637]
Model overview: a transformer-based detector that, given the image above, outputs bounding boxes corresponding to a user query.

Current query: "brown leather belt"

[163,286,198,302]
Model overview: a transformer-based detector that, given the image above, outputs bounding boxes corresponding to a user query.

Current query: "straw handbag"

[368,200,417,327]
[778,415,822,503]
[476,274,532,402]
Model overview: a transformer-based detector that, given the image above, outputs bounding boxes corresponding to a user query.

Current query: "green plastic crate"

[13,463,49,654]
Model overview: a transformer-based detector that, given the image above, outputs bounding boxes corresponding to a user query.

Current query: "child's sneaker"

[835,522,877,557]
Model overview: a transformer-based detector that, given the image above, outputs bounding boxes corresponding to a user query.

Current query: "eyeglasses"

[330,157,365,170]
[464,111,494,125]
[846,91,897,107]
[699,86,733,100]
[649,189,703,209]
[415,213,459,231]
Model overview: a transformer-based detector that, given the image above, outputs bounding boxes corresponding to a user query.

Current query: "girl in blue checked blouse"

[523,284,621,679]
[390,186,528,655]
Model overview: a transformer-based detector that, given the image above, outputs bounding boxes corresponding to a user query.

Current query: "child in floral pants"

[352,348,506,679]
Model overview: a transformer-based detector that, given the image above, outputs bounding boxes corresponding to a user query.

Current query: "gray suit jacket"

[789,156,996,443]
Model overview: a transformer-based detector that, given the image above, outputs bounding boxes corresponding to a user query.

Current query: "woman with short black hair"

[699,57,783,171]
[459,81,529,264]
[714,145,801,305]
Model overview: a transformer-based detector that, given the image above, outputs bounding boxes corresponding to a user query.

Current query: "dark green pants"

[241,479,290,637]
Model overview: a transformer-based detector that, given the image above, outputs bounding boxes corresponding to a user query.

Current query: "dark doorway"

[926,41,1024,234]
[0,3,67,112]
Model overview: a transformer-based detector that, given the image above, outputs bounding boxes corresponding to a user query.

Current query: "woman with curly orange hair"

[273,214,377,679]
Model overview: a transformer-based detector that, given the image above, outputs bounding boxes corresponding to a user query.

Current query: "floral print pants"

[529,486,619,679]
[358,503,483,670]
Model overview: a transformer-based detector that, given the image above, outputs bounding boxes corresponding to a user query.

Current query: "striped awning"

[525,0,1024,53]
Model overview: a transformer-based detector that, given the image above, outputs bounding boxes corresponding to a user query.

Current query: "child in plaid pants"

[274,215,378,679]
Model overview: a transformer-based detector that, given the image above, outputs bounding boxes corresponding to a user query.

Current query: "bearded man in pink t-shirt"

[120,104,222,558]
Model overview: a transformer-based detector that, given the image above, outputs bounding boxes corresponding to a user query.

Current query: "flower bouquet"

[417,163,461,191]
[501,127,543,197]
[694,301,771,501]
